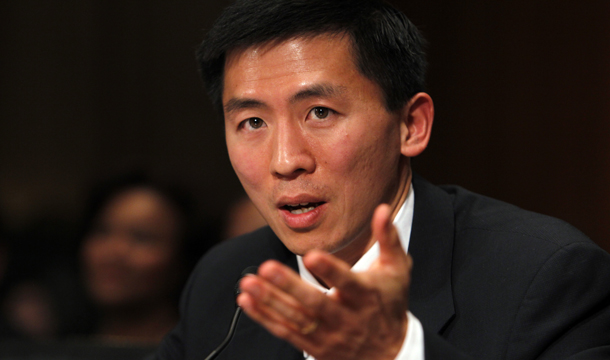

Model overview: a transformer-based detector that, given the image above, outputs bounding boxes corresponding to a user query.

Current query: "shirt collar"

[297,184,414,290]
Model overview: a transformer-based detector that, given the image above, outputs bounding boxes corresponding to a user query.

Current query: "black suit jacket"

[156,175,610,359]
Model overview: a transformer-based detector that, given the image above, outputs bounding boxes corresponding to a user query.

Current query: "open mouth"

[281,202,325,215]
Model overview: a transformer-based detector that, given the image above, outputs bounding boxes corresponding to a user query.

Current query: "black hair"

[197,0,427,115]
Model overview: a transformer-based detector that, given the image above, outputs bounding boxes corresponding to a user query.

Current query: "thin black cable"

[203,306,242,360]
[204,266,258,360]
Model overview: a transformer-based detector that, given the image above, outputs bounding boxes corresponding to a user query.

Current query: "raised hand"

[237,204,413,360]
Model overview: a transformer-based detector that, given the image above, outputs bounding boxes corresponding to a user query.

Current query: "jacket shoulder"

[439,184,592,249]
[197,226,282,271]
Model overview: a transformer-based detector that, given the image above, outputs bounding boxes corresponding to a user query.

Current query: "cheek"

[229,143,268,192]
[124,245,180,300]
[328,125,401,202]
[130,246,175,279]
[81,237,105,270]
[325,131,397,181]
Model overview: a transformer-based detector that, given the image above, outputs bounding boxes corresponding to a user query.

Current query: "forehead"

[222,34,362,100]
[226,32,354,65]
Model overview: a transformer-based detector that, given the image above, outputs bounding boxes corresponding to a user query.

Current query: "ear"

[399,92,434,158]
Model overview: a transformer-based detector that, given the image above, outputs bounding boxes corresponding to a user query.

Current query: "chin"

[281,230,351,257]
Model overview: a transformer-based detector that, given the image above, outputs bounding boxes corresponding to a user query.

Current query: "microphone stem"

[203,307,242,360]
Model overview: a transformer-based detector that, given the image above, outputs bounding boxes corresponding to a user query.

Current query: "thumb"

[371,204,405,265]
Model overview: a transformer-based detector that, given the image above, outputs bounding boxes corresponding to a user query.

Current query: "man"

[155,0,610,359]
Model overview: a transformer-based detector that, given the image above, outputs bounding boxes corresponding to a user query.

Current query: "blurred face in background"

[81,188,183,309]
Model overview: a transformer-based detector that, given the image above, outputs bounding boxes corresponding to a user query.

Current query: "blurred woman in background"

[80,173,213,345]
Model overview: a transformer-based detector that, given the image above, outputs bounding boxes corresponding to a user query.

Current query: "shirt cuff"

[394,311,425,360]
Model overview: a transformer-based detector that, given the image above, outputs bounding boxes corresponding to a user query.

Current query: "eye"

[311,107,330,119]
[241,117,266,130]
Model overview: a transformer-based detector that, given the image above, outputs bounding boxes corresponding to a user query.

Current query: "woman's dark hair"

[198,0,427,115]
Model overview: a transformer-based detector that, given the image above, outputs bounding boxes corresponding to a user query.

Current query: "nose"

[270,121,315,179]
[102,232,131,259]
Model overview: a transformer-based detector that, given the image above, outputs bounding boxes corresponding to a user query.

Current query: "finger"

[238,276,297,330]
[237,276,325,355]
[237,291,305,342]
[372,204,406,266]
[256,260,342,321]
[239,292,321,354]
[303,251,375,306]
[237,290,289,329]
[238,273,317,331]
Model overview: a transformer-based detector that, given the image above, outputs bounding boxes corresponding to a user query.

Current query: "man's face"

[223,34,405,264]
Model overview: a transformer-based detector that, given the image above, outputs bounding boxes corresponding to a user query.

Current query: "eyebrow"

[289,84,346,104]
[223,83,346,114]
[224,98,266,114]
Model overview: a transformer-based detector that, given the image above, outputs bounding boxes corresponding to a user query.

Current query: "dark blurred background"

[0,0,608,355]
[0,0,608,282]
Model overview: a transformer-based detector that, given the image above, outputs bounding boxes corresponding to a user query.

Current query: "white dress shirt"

[297,185,424,360]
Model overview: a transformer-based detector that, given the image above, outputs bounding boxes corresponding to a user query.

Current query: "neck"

[333,159,412,267]
[389,159,412,221]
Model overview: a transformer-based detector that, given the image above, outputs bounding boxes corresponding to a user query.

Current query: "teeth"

[290,206,315,214]
[288,203,310,207]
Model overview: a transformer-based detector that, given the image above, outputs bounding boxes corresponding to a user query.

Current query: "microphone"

[204,266,259,360]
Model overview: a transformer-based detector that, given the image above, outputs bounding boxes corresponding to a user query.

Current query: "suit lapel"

[408,174,456,334]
